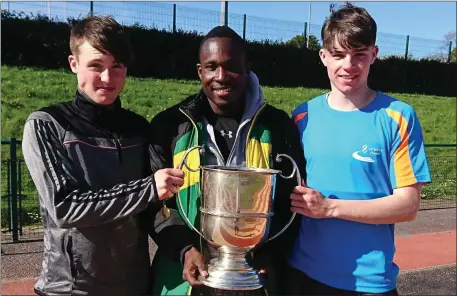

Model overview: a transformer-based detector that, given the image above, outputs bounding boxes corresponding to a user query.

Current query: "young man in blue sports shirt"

[284,4,432,295]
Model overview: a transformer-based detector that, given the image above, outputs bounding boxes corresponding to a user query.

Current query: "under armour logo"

[220,130,233,138]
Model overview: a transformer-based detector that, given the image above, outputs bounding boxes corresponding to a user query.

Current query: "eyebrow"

[330,47,369,54]
[354,47,369,52]
[203,57,239,65]
[87,59,122,65]
[87,58,104,63]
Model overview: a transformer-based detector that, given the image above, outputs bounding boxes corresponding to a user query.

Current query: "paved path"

[2,209,456,295]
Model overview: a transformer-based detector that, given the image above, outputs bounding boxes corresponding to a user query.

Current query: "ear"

[370,45,379,64]
[319,49,327,67]
[196,63,202,80]
[68,55,78,74]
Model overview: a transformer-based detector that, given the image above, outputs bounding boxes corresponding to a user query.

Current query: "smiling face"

[319,38,378,95]
[197,37,249,114]
[68,41,127,105]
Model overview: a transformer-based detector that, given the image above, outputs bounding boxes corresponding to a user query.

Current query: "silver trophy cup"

[176,146,301,291]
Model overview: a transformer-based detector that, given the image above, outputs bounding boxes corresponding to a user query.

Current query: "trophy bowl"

[176,147,300,291]
[200,166,278,290]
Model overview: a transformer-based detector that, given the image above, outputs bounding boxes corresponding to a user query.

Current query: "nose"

[215,66,227,82]
[100,68,112,83]
[342,55,356,70]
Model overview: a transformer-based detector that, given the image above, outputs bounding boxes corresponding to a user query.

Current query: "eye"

[205,63,217,71]
[225,62,244,74]
[89,63,102,69]
[112,63,124,70]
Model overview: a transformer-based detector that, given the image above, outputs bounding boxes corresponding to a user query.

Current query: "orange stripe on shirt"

[386,109,417,187]
[293,112,308,125]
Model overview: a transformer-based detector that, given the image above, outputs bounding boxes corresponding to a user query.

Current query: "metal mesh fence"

[245,14,304,43]
[420,149,457,210]
[1,1,455,61]
[1,159,43,243]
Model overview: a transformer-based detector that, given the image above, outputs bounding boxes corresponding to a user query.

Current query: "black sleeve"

[23,116,159,229]
[142,111,200,264]
[250,109,306,269]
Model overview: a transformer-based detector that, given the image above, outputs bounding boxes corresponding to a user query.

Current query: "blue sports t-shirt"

[289,91,432,293]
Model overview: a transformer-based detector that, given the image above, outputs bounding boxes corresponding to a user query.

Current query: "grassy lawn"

[1,65,455,226]
[2,65,456,144]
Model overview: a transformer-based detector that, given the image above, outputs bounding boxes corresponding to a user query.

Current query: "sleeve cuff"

[180,244,195,265]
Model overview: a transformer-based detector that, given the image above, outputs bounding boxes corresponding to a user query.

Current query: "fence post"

[404,35,410,60]
[10,138,19,242]
[447,41,453,63]
[173,4,176,34]
[6,159,11,232]
[243,14,246,41]
[47,1,51,19]
[18,159,23,236]
[303,22,308,48]
[89,1,93,16]
[221,1,228,26]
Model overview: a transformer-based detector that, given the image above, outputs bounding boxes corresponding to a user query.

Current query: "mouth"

[96,87,116,92]
[212,87,233,96]
[339,75,358,81]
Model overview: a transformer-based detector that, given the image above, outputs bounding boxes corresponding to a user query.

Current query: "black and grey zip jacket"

[22,89,158,296]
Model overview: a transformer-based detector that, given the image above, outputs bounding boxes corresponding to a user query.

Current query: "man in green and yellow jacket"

[147,26,306,296]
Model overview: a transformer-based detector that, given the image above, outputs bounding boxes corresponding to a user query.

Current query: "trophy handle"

[176,145,207,240]
[264,153,301,242]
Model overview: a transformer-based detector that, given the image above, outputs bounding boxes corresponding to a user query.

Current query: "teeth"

[214,88,231,93]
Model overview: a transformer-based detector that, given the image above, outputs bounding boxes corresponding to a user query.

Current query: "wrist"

[180,245,196,264]
[185,246,199,258]
[326,198,339,218]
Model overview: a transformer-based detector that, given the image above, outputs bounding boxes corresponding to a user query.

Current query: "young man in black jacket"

[148,26,306,296]
[22,16,186,296]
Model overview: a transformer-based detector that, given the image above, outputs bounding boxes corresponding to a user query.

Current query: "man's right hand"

[154,168,185,200]
[182,247,208,286]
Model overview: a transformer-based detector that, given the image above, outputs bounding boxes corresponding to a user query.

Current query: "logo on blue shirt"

[352,144,384,163]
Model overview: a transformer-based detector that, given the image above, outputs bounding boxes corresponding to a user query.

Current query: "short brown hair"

[321,4,377,52]
[70,16,134,66]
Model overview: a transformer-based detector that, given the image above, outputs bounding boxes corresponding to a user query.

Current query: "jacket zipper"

[113,133,123,164]
[204,124,227,165]
[77,90,124,164]
[237,103,267,164]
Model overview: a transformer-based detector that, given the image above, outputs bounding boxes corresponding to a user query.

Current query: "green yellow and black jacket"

[147,75,306,295]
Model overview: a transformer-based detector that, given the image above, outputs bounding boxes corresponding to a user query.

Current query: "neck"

[327,85,376,111]
[207,97,245,118]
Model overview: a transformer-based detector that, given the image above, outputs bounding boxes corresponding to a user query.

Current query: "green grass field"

[1,65,455,227]
[2,65,456,143]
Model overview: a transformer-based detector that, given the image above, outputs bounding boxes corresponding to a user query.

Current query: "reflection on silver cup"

[176,146,300,290]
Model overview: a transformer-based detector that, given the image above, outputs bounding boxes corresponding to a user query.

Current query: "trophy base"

[200,248,264,291]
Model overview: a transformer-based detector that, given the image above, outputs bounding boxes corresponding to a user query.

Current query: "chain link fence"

[1,1,455,62]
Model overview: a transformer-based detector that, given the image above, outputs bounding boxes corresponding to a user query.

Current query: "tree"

[285,34,321,51]
[425,31,456,62]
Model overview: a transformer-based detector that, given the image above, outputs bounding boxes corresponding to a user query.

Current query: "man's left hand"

[182,247,208,287]
[290,184,335,219]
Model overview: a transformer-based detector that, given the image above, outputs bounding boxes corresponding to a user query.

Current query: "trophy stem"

[201,246,264,291]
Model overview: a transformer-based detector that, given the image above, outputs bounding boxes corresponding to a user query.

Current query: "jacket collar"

[72,88,122,125]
